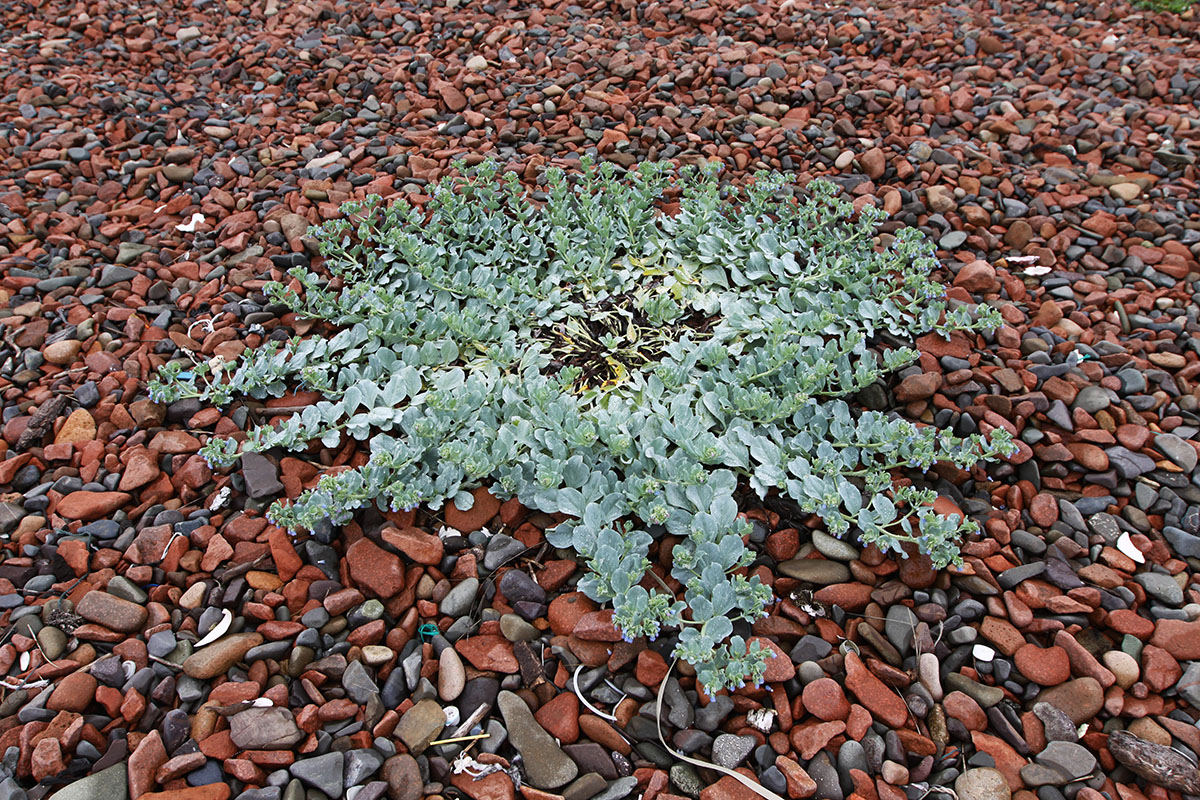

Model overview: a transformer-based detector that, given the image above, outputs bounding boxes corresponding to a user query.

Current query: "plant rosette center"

[149,157,1015,693]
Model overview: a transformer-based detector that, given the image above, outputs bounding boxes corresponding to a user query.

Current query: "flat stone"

[56,491,131,521]
[98,265,138,287]
[497,690,578,789]
[341,659,380,704]
[345,749,384,787]
[290,751,343,797]
[1036,740,1096,780]
[1155,433,1198,472]
[395,698,446,755]
[711,734,755,769]
[778,558,851,583]
[440,578,479,617]
[229,707,303,750]
[115,242,151,265]
[1035,678,1104,725]
[381,754,422,800]
[241,452,283,499]
[954,768,1011,800]
[76,590,147,633]
[438,647,466,701]
[45,763,127,800]
[1135,572,1184,606]
[810,529,860,561]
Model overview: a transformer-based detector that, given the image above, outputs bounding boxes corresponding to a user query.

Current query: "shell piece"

[1117,531,1146,564]
[194,609,233,649]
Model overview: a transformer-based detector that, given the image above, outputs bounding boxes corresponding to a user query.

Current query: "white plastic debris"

[451,753,507,781]
[443,705,460,726]
[1117,531,1146,564]
[251,697,274,708]
[176,212,205,232]
[209,486,232,512]
[972,644,996,662]
[747,707,776,733]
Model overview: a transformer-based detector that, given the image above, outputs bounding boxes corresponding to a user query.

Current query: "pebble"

[75,591,147,633]
[2,2,1200,797]
[229,707,303,750]
[289,752,343,797]
[48,763,128,800]
[394,699,447,755]
[182,633,263,678]
[497,691,578,789]
[438,647,466,701]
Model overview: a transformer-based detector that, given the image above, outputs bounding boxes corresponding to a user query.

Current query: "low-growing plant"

[1134,0,1194,14]
[150,157,1015,692]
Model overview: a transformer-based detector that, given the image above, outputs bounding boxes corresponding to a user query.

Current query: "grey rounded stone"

[1073,386,1112,413]
[1135,572,1184,606]
[810,529,860,561]
[711,733,755,769]
[499,613,539,642]
[440,578,479,617]
[778,558,850,584]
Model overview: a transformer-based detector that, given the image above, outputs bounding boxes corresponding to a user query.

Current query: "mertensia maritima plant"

[150,157,1016,692]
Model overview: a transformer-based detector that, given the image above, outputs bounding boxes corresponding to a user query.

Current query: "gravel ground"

[2,0,1200,799]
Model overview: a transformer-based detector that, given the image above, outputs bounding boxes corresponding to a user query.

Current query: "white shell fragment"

[1117,531,1146,564]
[973,644,996,662]
[176,212,205,232]
[194,609,233,648]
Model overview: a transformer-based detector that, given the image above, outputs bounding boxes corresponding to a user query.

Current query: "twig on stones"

[148,654,183,671]
[1109,730,1200,794]
[31,630,61,667]
[446,702,490,741]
